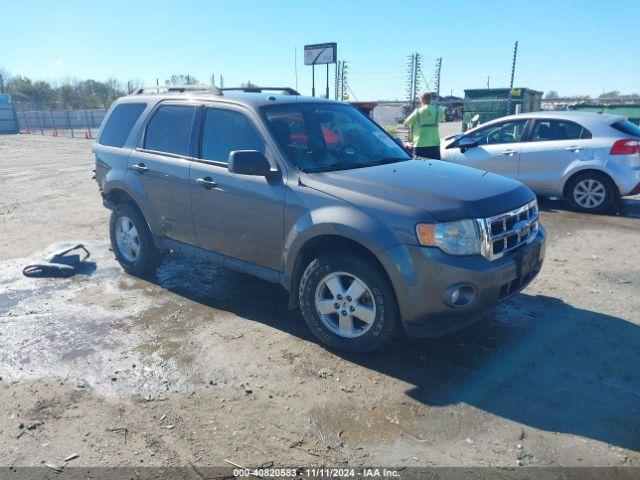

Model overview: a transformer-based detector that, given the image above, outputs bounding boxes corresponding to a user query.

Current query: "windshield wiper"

[302,157,408,173]
[379,157,410,165]
[302,162,371,173]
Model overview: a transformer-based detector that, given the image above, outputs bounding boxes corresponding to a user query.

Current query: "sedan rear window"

[531,120,591,141]
[611,120,640,138]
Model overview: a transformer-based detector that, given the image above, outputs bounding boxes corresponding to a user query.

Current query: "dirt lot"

[1,134,639,469]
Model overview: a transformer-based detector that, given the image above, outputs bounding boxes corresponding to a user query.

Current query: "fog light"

[443,284,478,309]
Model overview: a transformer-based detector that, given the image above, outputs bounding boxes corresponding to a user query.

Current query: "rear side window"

[611,120,640,138]
[200,108,265,163]
[530,120,591,141]
[144,105,196,156]
[99,103,146,147]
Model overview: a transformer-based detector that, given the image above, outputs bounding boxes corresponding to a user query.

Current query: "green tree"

[7,76,56,106]
[544,90,559,99]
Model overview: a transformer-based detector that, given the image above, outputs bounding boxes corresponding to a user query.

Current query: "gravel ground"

[0,134,639,469]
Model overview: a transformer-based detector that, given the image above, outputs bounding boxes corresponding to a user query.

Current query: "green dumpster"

[462,88,542,130]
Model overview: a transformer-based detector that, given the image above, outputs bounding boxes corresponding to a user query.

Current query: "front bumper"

[381,226,546,337]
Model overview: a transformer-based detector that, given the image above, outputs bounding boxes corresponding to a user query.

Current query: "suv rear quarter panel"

[93,98,156,196]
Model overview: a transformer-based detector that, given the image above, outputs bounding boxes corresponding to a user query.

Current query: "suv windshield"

[262,103,410,172]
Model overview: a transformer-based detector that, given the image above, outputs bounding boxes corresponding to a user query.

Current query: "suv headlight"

[416,220,481,255]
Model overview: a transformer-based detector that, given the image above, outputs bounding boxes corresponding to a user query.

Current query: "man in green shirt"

[404,92,445,159]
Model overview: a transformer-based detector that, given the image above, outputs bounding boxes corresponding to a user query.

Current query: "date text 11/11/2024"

[233,468,401,478]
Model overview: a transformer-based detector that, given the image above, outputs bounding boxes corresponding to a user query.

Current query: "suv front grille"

[479,200,539,261]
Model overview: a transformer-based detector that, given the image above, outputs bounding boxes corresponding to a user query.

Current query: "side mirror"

[458,136,478,153]
[228,150,272,176]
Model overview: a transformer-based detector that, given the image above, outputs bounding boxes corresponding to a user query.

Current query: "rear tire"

[565,171,617,213]
[109,203,162,276]
[299,253,397,353]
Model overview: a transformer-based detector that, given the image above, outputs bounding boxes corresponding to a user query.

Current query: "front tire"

[109,203,162,276]
[565,172,616,213]
[299,253,397,353]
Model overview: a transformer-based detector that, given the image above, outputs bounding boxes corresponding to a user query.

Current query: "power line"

[419,68,432,92]
[346,83,358,101]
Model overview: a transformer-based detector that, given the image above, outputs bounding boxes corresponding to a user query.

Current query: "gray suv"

[93,86,546,352]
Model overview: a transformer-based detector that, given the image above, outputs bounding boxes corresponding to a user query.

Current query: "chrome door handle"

[131,163,149,173]
[501,149,517,156]
[195,177,217,189]
[565,145,583,152]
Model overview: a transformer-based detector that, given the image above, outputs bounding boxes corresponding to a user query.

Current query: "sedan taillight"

[611,139,640,155]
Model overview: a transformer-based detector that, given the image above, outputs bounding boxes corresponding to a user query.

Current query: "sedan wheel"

[566,172,616,213]
[572,178,606,210]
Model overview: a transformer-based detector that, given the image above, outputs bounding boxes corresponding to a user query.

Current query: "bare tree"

[165,74,199,86]
[0,67,10,93]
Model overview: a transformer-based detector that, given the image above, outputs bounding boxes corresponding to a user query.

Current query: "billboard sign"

[304,43,337,65]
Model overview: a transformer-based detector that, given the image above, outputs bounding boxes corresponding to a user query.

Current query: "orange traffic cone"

[51,129,58,137]
[84,132,91,140]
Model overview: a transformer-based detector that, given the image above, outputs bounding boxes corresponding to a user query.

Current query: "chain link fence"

[15,107,107,139]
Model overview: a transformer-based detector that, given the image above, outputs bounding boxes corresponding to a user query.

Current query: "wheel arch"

[104,187,147,218]
[286,234,397,311]
[562,168,620,199]
[104,187,159,248]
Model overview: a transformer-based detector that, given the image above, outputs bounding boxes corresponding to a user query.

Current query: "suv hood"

[302,159,535,222]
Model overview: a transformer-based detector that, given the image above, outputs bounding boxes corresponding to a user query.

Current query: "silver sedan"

[441,111,640,212]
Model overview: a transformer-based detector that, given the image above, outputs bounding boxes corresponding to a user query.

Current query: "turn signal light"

[416,224,437,246]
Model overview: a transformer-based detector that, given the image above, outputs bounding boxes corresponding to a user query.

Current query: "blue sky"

[1,0,638,100]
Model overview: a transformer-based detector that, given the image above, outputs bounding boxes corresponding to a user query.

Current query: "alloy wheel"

[573,178,606,209]
[115,216,141,262]
[314,271,376,338]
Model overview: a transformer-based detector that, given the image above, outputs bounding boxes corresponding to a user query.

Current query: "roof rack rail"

[131,84,222,95]
[220,86,300,96]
